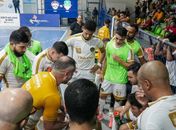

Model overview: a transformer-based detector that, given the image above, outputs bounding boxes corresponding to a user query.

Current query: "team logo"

[75,47,81,53]
[90,47,95,52]
[169,111,176,127]
[63,0,71,11]
[51,0,59,11]
[29,15,39,24]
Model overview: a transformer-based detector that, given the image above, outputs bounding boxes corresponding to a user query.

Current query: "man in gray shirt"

[0,29,34,90]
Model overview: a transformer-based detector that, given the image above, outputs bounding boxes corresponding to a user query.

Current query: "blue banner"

[45,0,78,18]
[20,14,60,27]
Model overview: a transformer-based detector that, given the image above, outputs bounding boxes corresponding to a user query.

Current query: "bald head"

[53,56,76,71]
[138,61,169,84]
[0,88,33,124]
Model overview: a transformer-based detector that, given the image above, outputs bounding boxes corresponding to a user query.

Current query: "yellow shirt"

[22,72,61,121]
[153,11,164,21]
[98,26,110,40]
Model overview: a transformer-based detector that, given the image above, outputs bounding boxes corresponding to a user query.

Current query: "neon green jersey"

[28,40,42,55]
[104,40,134,84]
[125,39,144,58]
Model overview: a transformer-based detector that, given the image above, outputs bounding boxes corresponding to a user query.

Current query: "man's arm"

[44,113,68,130]
[137,47,146,64]
[112,55,134,69]
[43,96,68,130]
[99,46,105,65]
[166,46,174,61]
[90,44,105,73]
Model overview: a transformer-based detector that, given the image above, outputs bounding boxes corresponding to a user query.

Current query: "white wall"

[78,0,135,16]
[23,0,38,14]
[105,0,135,13]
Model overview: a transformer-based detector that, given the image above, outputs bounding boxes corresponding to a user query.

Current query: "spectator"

[125,8,130,17]
[152,8,164,24]
[140,16,153,30]
[92,7,99,23]
[135,2,141,19]
[70,15,84,35]
[137,61,176,130]
[12,0,20,13]
[107,8,112,15]
[163,39,176,94]
[165,21,176,35]
[64,79,99,130]
[0,29,34,90]
[0,88,33,130]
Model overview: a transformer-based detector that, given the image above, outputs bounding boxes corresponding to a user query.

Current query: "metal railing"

[110,16,176,48]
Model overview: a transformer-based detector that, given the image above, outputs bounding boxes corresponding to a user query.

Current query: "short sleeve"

[0,58,8,77]
[127,49,134,62]
[66,37,74,47]
[97,39,104,49]
[137,47,144,58]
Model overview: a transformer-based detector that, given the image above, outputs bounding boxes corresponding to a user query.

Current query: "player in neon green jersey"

[126,24,146,64]
[19,26,42,55]
[99,27,134,118]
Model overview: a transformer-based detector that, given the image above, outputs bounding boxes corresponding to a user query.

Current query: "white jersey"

[137,95,176,130]
[66,33,104,70]
[0,49,34,90]
[32,49,53,74]
[166,60,176,86]
[124,109,137,121]
[131,85,139,93]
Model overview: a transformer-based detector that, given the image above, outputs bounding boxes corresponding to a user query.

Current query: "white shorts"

[71,69,95,82]
[101,80,126,100]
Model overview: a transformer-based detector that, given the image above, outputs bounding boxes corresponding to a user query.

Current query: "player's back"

[22,72,60,109]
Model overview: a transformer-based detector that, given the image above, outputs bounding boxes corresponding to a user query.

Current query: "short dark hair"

[116,27,127,37]
[53,56,76,70]
[52,41,68,55]
[104,19,111,25]
[19,26,32,38]
[130,23,139,32]
[64,79,99,124]
[9,29,29,45]
[84,20,97,32]
[128,93,143,109]
[128,62,141,74]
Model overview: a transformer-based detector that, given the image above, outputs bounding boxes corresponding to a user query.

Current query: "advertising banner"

[0,13,20,27]
[20,14,60,27]
[45,0,78,18]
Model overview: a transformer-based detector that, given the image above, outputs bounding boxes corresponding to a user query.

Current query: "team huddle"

[0,19,176,130]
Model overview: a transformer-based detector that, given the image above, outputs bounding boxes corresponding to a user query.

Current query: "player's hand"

[90,65,100,74]
[112,55,120,61]
[114,106,126,119]
[135,89,148,106]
